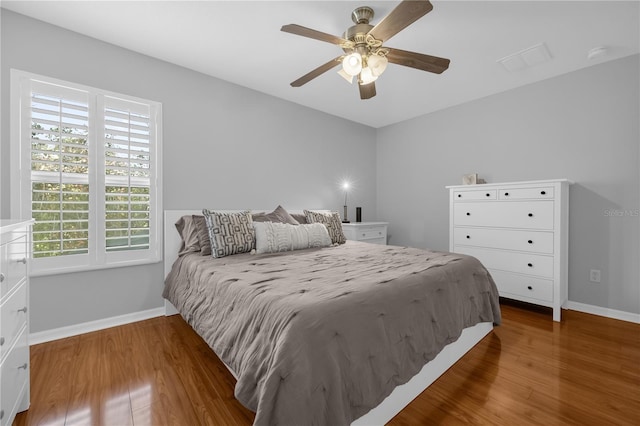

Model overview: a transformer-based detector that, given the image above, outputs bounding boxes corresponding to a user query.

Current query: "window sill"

[31,257,162,277]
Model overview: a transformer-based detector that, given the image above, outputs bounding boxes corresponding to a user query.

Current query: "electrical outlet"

[590,269,601,283]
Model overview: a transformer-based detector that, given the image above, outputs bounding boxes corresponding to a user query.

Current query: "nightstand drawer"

[490,270,554,302]
[454,227,554,254]
[342,222,388,245]
[0,283,28,363]
[0,327,29,426]
[358,228,386,240]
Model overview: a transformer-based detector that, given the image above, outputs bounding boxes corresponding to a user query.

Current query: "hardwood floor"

[14,301,640,426]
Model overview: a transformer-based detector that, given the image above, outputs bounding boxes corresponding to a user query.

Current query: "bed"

[163,209,501,425]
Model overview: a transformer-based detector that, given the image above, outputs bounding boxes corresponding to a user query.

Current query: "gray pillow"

[175,215,201,255]
[202,209,255,258]
[192,215,212,256]
[303,210,346,245]
[251,205,300,225]
[290,213,307,224]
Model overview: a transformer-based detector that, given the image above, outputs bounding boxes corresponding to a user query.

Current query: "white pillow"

[253,222,332,254]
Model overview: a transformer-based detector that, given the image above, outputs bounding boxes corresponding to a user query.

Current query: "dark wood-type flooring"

[14,301,640,425]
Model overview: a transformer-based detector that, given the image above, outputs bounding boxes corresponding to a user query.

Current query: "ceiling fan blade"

[281,24,349,46]
[290,56,342,87]
[386,47,450,74]
[359,81,376,100]
[368,0,433,42]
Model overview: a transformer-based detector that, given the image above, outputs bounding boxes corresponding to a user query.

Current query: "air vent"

[497,43,552,72]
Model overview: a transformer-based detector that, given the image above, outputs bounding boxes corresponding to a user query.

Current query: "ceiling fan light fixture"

[359,66,378,85]
[368,54,388,76]
[342,52,363,76]
[337,68,354,84]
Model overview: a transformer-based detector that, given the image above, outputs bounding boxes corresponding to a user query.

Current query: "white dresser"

[342,222,388,245]
[447,180,570,321]
[0,220,33,426]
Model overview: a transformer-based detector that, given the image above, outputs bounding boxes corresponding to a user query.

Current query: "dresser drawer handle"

[527,263,533,267]
[0,337,4,346]
[527,286,533,290]
[527,240,533,244]
[528,213,533,217]
[457,194,462,198]
[541,191,546,195]
[19,257,27,264]
[0,409,4,420]
[0,273,4,282]
[466,212,470,216]
[485,193,490,197]
[504,192,509,196]
[466,235,470,239]
[18,363,28,370]
[18,306,28,314]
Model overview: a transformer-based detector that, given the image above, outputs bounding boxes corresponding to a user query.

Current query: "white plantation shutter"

[103,99,152,253]
[12,71,162,275]
[30,88,91,259]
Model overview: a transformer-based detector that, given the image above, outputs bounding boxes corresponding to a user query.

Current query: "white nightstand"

[341,222,388,245]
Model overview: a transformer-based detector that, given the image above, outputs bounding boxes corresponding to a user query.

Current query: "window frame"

[10,69,163,276]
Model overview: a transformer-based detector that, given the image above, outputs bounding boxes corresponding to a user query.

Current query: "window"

[11,70,163,275]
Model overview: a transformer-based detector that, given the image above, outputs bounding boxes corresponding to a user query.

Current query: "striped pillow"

[303,210,346,245]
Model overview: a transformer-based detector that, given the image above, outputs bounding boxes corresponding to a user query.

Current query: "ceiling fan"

[281,0,450,100]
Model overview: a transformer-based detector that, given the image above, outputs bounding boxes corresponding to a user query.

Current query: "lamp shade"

[359,66,378,85]
[337,68,354,84]
[342,53,363,76]
[368,55,388,76]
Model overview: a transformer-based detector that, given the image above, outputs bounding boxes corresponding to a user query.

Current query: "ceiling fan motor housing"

[351,6,374,24]
[343,23,374,54]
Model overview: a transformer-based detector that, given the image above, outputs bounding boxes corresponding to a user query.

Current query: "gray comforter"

[163,241,501,426]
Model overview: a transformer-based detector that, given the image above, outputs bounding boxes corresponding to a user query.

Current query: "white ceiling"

[3,0,639,128]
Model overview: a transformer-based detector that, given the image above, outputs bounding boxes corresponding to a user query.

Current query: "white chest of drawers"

[447,180,570,321]
[0,220,33,426]
[342,222,388,245]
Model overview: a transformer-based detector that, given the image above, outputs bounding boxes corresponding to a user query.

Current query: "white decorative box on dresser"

[342,222,388,245]
[447,180,571,321]
[0,219,33,426]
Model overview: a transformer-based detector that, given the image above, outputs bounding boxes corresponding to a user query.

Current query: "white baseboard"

[29,307,165,345]
[566,301,640,324]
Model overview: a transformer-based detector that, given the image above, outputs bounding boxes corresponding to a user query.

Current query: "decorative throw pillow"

[253,222,331,254]
[251,205,300,225]
[303,210,346,245]
[202,210,255,258]
[175,215,201,255]
[192,214,212,256]
[290,213,307,224]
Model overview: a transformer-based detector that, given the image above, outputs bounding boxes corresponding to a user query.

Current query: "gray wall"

[2,10,638,334]
[1,11,377,332]
[377,54,640,315]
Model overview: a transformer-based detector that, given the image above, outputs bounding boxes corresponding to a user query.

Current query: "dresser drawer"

[453,200,554,230]
[453,189,497,201]
[489,269,553,302]
[0,234,28,300]
[0,328,29,426]
[499,186,554,200]
[454,246,554,278]
[0,283,28,363]
[454,227,554,254]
